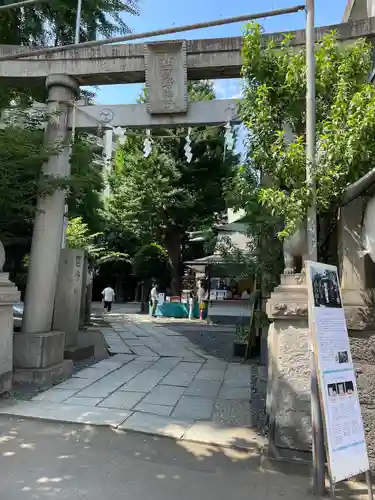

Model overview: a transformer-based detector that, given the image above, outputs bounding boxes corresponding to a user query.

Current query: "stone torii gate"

[13,40,241,384]
[9,13,375,384]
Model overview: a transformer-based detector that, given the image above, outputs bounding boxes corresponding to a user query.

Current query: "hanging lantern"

[184,127,193,163]
[114,126,127,145]
[143,129,153,157]
[224,122,234,151]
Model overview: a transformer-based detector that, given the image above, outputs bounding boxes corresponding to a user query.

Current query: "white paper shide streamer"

[224,121,234,151]
[184,127,193,163]
[143,129,153,157]
[114,126,127,145]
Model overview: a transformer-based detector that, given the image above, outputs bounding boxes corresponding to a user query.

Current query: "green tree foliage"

[132,242,169,290]
[106,81,239,294]
[0,0,139,47]
[0,126,49,235]
[0,111,105,292]
[66,216,129,269]
[69,133,104,232]
[239,24,375,240]
[0,0,139,107]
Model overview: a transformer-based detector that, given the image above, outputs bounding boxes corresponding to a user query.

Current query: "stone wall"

[350,330,375,468]
[339,196,375,469]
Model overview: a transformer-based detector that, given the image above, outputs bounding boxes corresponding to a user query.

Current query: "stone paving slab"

[161,362,203,387]
[66,396,104,406]
[118,412,193,439]
[0,401,132,427]
[143,385,186,406]
[172,395,216,420]
[32,388,79,403]
[195,368,227,382]
[118,370,165,392]
[72,368,108,381]
[134,401,173,416]
[98,391,146,410]
[54,377,94,391]
[184,379,222,398]
[77,380,123,398]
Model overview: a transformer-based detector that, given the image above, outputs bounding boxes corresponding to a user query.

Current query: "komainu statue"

[283,222,308,274]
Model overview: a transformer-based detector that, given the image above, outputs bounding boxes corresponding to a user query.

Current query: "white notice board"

[305,261,369,483]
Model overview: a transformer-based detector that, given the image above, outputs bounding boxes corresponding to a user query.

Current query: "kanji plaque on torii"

[144,41,188,115]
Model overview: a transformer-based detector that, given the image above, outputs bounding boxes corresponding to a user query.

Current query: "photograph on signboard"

[326,381,354,398]
[327,383,338,398]
[335,350,349,364]
[310,265,342,308]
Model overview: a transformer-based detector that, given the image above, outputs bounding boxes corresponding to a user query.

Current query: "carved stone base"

[13,331,71,387]
[14,331,65,369]
[266,273,311,458]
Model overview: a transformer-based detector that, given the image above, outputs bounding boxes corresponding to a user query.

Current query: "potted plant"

[233,325,249,357]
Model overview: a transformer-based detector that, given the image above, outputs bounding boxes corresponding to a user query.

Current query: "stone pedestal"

[266,273,311,462]
[13,331,72,386]
[0,273,20,394]
[53,249,94,360]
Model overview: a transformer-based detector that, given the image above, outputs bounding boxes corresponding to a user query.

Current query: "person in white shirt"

[188,292,195,320]
[102,285,115,312]
[150,284,158,317]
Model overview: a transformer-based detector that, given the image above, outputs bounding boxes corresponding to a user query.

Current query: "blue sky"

[95,0,348,104]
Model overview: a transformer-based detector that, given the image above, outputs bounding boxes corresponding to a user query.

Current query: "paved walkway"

[1,416,369,500]
[0,309,260,450]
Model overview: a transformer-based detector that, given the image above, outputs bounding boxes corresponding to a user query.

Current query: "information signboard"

[305,261,369,483]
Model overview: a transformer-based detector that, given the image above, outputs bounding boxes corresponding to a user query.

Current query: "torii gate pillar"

[14,74,78,386]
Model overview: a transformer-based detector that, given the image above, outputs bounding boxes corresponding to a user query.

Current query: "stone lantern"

[0,240,20,394]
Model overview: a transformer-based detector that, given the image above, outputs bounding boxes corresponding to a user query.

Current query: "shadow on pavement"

[0,416,371,500]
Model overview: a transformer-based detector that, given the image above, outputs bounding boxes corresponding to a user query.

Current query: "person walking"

[150,284,158,317]
[102,285,115,313]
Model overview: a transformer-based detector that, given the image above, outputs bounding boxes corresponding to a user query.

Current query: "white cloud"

[214,79,243,99]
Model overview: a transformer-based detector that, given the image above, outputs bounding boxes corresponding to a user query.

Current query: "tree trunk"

[165,231,182,296]
[140,280,152,313]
